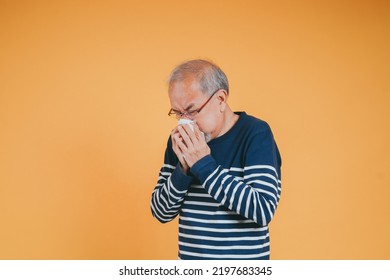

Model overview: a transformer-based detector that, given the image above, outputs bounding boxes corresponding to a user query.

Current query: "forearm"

[191,155,281,226]
[150,163,193,223]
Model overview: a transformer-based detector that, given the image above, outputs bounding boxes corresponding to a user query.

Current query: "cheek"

[197,117,216,134]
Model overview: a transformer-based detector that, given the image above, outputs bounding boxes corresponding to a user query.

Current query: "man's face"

[168,79,222,142]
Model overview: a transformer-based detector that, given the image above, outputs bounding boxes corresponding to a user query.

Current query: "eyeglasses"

[168,89,220,119]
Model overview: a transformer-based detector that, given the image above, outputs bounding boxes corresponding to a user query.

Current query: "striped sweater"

[151,112,282,260]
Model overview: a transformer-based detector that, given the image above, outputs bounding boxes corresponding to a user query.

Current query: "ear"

[217,90,228,111]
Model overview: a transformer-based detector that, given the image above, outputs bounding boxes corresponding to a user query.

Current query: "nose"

[178,112,194,120]
[181,115,191,120]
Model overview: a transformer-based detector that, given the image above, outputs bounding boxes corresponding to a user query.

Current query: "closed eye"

[186,109,199,117]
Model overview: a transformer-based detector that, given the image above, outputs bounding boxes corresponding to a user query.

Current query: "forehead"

[168,79,205,110]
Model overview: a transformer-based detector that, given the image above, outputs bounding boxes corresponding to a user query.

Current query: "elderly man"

[150,59,282,260]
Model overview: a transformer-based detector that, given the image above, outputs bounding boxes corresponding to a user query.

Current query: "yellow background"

[1,0,389,259]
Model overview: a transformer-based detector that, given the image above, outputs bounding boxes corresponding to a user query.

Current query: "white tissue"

[178,119,207,141]
[178,119,194,131]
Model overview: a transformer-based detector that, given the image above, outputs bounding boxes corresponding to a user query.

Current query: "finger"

[173,133,189,154]
[177,123,194,136]
[172,135,188,163]
[192,123,205,142]
[171,127,180,138]
[171,131,178,148]
[172,132,183,150]
[175,133,188,152]
[178,125,193,147]
[171,136,179,155]
[172,127,185,144]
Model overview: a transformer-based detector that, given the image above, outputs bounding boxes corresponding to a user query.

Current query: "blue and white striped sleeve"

[150,139,193,223]
[190,126,282,226]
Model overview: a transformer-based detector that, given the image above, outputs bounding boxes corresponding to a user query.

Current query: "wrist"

[178,162,193,177]
[179,163,189,175]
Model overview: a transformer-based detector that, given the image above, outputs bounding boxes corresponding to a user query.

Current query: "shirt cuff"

[190,155,219,184]
[170,163,194,192]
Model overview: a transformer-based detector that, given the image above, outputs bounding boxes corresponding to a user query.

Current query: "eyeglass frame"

[167,88,221,119]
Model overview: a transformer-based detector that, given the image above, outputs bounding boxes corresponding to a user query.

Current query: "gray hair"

[168,59,229,96]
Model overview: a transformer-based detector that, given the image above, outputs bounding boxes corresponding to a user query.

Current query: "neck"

[216,108,239,138]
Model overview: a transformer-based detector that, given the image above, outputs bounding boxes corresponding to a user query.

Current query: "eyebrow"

[172,102,196,113]
[184,103,196,111]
